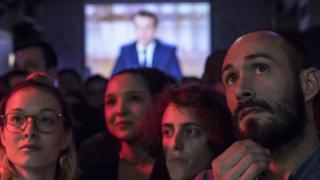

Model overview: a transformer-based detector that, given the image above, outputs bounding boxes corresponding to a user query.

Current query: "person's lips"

[239,107,264,120]
[19,144,41,152]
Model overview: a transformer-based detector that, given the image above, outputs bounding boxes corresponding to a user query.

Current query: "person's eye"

[185,128,201,137]
[105,98,116,106]
[7,114,25,125]
[129,95,143,103]
[39,116,56,125]
[162,127,174,138]
[255,64,268,74]
[224,73,238,85]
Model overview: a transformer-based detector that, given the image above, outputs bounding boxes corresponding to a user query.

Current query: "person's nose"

[235,75,255,103]
[23,117,39,139]
[172,130,184,151]
[115,99,128,115]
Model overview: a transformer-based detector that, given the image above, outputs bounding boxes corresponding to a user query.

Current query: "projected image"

[85,2,211,78]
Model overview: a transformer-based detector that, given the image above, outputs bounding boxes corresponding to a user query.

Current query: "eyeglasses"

[1,110,65,134]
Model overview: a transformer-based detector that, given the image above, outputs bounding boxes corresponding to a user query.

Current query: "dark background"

[0,0,319,77]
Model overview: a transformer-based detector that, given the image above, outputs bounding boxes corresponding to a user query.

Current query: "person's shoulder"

[121,41,136,49]
[155,39,176,49]
[82,157,119,180]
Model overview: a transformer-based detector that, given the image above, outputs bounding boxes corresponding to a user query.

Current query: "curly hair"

[141,83,234,158]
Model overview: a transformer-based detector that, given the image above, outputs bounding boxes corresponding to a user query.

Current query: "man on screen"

[112,10,182,81]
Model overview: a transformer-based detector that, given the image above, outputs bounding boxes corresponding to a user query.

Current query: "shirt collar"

[137,40,156,52]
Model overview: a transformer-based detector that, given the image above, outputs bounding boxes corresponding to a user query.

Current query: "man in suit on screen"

[112,10,182,81]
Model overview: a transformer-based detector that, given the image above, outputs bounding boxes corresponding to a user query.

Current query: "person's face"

[1,87,71,170]
[14,47,47,73]
[85,79,106,108]
[222,31,306,151]
[162,104,213,180]
[133,15,157,46]
[58,73,82,95]
[104,73,153,142]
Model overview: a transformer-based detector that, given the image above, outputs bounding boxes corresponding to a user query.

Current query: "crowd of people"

[0,10,320,180]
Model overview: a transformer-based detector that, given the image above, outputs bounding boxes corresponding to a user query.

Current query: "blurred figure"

[180,76,202,85]
[82,68,173,180]
[112,10,182,81]
[57,68,83,96]
[0,74,77,180]
[0,70,28,101]
[314,91,320,130]
[13,40,58,80]
[144,84,233,180]
[201,50,227,94]
[84,75,108,109]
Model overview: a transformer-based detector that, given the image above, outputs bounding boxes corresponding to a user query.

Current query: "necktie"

[141,48,147,67]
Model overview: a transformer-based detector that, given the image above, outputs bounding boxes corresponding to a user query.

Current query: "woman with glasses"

[0,74,77,180]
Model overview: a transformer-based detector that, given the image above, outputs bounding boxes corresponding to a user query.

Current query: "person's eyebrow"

[244,52,275,62]
[181,122,204,129]
[222,52,275,74]
[161,123,173,128]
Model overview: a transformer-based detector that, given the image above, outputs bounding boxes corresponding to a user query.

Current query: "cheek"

[162,138,170,153]
[226,95,237,114]
[104,108,114,124]
[2,133,19,152]
[187,141,213,166]
[132,104,149,119]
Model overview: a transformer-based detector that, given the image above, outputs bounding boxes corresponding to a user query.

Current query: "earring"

[2,152,8,165]
[59,155,66,167]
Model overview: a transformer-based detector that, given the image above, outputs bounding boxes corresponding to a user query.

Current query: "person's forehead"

[6,87,61,112]
[133,15,155,24]
[223,31,288,67]
[15,46,46,66]
[16,46,44,57]
[107,73,149,94]
[162,104,199,124]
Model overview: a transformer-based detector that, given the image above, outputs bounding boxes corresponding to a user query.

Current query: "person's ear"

[300,67,320,101]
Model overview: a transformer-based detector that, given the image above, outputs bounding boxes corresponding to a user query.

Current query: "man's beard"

[234,81,306,152]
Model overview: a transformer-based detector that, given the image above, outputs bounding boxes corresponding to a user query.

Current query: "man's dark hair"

[111,68,176,100]
[202,50,227,86]
[14,40,58,69]
[84,75,108,89]
[132,10,159,27]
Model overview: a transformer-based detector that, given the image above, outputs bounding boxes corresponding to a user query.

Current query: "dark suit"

[112,39,182,80]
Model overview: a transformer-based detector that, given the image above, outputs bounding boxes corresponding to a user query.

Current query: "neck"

[12,164,57,180]
[119,141,151,164]
[264,117,319,179]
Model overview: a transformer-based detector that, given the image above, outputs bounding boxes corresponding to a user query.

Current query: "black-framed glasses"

[1,110,64,134]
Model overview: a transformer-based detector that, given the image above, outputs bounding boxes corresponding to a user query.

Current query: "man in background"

[13,40,58,80]
[112,10,182,81]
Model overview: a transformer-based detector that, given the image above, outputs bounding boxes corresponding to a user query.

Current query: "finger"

[239,161,268,180]
[227,152,270,179]
[218,140,270,171]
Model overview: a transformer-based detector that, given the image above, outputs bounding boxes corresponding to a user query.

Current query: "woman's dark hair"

[110,68,176,100]
[142,83,234,158]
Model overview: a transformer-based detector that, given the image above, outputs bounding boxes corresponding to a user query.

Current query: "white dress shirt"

[136,41,156,67]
